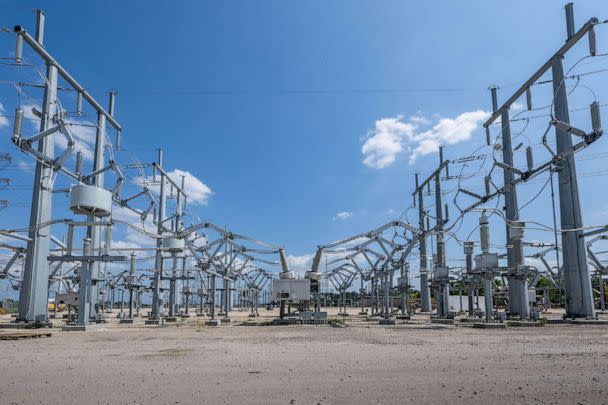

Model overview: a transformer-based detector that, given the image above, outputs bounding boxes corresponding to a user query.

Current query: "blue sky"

[2,1,608,293]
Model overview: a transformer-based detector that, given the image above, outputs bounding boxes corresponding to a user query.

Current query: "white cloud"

[0,103,8,128]
[408,110,489,164]
[511,102,524,111]
[410,115,430,125]
[166,169,213,205]
[20,103,95,161]
[286,254,314,274]
[361,110,490,168]
[134,168,213,206]
[16,159,34,173]
[333,211,353,221]
[361,115,415,169]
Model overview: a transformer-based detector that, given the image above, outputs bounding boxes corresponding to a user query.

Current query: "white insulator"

[70,184,112,217]
[12,108,23,141]
[526,146,534,171]
[479,214,490,254]
[305,271,322,281]
[163,237,185,252]
[279,271,295,280]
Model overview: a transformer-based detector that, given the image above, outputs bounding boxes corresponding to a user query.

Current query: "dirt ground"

[1,309,608,405]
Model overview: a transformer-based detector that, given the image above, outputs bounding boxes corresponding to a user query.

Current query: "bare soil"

[1,310,607,405]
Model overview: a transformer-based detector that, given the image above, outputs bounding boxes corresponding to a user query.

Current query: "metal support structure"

[490,86,529,319]
[435,147,449,317]
[483,276,493,322]
[18,59,57,324]
[552,54,594,319]
[480,5,599,319]
[464,241,475,317]
[151,149,165,319]
[415,173,431,312]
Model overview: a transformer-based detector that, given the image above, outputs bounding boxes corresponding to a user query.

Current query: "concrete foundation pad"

[0,322,29,329]
[338,313,349,317]
[205,320,220,326]
[61,324,103,332]
[379,319,396,325]
[568,319,608,325]
[181,314,191,318]
[165,317,179,323]
[507,321,541,327]
[473,322,507,329]
[396,315,411,320]
[430,318,454,325]
[144,319,161,325]
[119,319,134,324]
[220,318,231,324]
[272,318,300,325]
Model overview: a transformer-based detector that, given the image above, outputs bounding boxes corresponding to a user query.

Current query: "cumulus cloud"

[333,211,353,221]
[286,254,314,274]
[20,103,96,161]
[361,110,490,167]
[135,169,213,206]
[166,169,213,205]
[361,116,415,169]
[0,103,9,128]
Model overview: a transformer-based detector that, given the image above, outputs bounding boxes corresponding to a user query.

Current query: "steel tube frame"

[17,62,57,323]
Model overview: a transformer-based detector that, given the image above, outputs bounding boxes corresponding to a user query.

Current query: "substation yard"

[1,310,608,405]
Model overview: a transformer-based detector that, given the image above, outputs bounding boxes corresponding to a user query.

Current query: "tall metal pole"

[416,173,431,312]
[152,149,165,319]
[552,10,594,318]
[435,147,448,317]
[490,86,528,319]
[479,214,494,322]
[169,254,177,317]
[18,41,57,323]
[76,93,110,325]
[464,241,475,317]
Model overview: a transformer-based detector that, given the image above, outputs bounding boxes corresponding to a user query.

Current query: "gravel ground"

[1,311,608,405]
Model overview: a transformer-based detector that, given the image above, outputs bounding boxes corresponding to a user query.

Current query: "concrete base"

[205,319,220,326]
[396,314,411,320]
[272,318,300,325]
[220,318,231,324]
[0,322,29,329]
[165,317,179,323]
[181,314,191,318]
[430,318,454,325]
[338,313,349,317]
[473,322,507,329]
[119,318,134,324]
[507,321,541,327]
[248,314,258,318]
[61,324,103,332]
[196,313,206,317]
[358,311,367,315]
[379,319,396,325]
[144,319,161,325]
[0,320,52,329]
[568,319,608,325]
